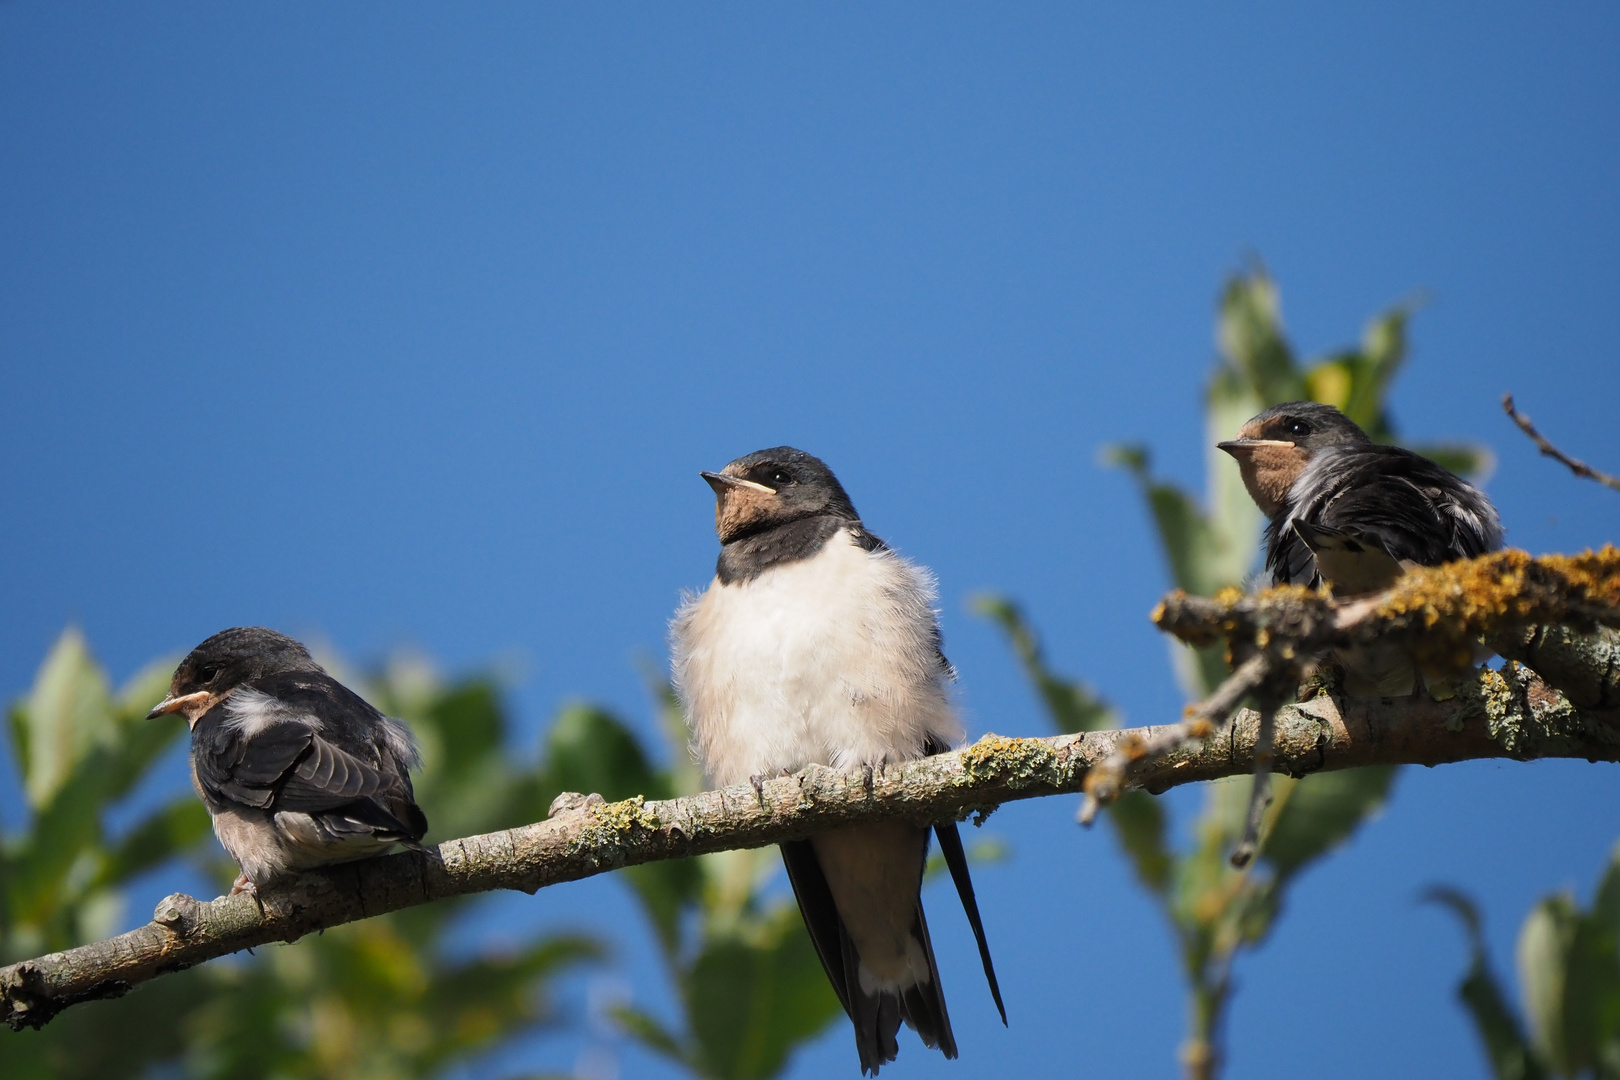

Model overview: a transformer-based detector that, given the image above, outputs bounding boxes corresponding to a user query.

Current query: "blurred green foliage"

[1430,842,1620,1080]
[0,631,601,1080]
[575,676,845,1080]
[979,265,1482,1079]
[0,631,854,1080]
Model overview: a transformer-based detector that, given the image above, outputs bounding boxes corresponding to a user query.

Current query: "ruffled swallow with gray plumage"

[1219,401,1504,696]
[148,627,428,895]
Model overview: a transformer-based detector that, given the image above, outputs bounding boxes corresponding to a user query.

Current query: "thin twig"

[1503,394,1620,492]
[1078,652,1279,825]
[1230,693,1283,868]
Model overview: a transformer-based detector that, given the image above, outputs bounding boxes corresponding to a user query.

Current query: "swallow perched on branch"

[1219,402,1504,694]
[671,447,1004,1075]
[148,627,428,895]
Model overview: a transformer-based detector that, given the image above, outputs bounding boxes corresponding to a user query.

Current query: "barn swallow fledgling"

[1219,402,1504,694]
[148,627,428,895]
[670,447,1004,1075]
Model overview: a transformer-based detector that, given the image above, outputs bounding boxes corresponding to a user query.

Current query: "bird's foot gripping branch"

[1083,547,1620,865]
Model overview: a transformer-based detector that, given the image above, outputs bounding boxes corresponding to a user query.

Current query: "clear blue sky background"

[3,4,1618,1078]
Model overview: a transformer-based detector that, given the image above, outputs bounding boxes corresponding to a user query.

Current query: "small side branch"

[1230,694,1281,869]
[1079,652,1282,825]
[1503,394,1620,493]
[4,665,1618,1030]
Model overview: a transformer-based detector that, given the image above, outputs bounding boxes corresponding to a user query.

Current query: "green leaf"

[611,1002,691,1065]
[625,859,706,957]
[540,705,701,953]
[1408,442,1496,484]
[94,798,214,889]
[970,596,1117,733]
[543,704,671,804]
[683,904,844,1080]
[1216,269,1304,404]
[1108,790,1173,898]
[12,629,116,809]
[1261,766,1397,883]
[1519,893,1578,1073]
[419,679,507,788]
[1425,887,1547,1080]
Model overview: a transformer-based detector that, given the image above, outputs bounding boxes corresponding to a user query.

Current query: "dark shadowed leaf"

[543,704,671,804]
[684,905,844,1080]
[1109,790,1173,898]
[1262,766,1397,882]
[1425,887,1547,1080]
[611,1002,690,1064]
[94,798,213,889]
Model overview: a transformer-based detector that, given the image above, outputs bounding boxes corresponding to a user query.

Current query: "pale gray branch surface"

[6,663,1618,1031]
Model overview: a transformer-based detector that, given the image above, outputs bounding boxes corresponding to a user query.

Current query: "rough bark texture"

[5,663,1617,1031]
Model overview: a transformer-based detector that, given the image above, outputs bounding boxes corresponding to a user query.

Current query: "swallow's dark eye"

[195,665,219,684]
[1287,420,1312,438]
[770,470,792,486]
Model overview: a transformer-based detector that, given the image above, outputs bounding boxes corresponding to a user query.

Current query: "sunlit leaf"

[1519,894,1577,1073]
[12,630,116,809]
[1216,269,1304,404]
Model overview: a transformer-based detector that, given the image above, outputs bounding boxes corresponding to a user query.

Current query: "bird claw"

[230,874,257,898]
[749,774,767,807]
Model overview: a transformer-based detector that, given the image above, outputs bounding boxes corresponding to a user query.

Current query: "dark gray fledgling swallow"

[148,627,428,895]
[670,447,1004,1075]
[1219,401,1505,694]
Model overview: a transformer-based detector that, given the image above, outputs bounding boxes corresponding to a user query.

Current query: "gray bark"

[4,661,1616,1031]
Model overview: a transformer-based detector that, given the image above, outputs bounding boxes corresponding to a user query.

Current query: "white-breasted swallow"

[148,627,427,895]
[670,447,1004,1074]
[1220,402,1504,694]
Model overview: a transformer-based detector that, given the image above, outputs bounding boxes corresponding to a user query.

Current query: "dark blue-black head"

[1217,402,1372,517]
[700,446,859,543]
[147,627,322,725]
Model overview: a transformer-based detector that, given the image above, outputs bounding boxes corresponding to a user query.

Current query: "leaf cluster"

[574,676,845,1080]
[983,265,1466,1077]
[1431,842,1620,1080]
[0,634,600,1080]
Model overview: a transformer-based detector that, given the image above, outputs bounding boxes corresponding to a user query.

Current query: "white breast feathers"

[670,529,961,788]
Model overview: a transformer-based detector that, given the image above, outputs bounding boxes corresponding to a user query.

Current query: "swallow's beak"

[146,690,211,720]
[701,471,776,496]
[1217,438,1295,458]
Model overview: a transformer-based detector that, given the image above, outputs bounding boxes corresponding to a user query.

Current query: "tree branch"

[1503,394,1620,492]
[5,664,1618,1031]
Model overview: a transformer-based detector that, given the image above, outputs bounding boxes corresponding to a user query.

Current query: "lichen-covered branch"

[5,664,1618,1031]
[1155,548,1620,682]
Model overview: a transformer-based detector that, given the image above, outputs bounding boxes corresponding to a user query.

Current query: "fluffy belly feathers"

[672,532,960,788]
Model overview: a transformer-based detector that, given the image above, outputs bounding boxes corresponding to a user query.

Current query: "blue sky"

[2,3,1618,1078]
